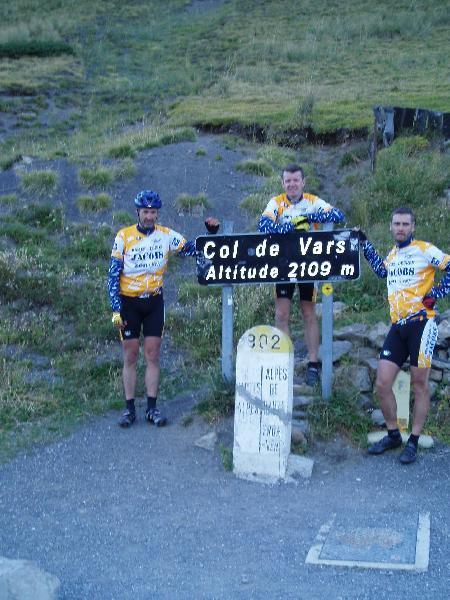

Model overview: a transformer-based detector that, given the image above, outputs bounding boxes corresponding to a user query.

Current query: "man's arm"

[359,233,388,278]
[426,262,450,300]
[108,256,123,312]
[308,206,345,224]
[258,215,294,234]
[177,217,220,257]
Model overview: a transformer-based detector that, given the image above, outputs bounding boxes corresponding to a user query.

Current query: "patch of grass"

[78,167,114,188]
[307,390,373,446]
[195,369,235,423]
[219,444,233,471]
[195,147,207,156]
[159,128,196,145]
[77,193,112,212]
[0,193,18,206]
[0,154,22,171]
[107,144,136,159]
[0,222,46,244]
[15,203,64,232]
[19,169,59,196]
[176,192,209,212]
[350,138,450,234]
[236,158,273,177]
[215,154,223,161]
[114,158,137,180]
[426,395,450,444]
[112,210,134,226]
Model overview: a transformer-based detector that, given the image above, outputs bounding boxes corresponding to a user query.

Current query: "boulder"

[366,322,390,349]
[318,340,352,363]
[0,557,60,600]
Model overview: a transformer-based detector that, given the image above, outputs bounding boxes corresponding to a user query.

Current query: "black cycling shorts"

[380,317,438,368]
[120,294,165,340]
[275,282,316,302]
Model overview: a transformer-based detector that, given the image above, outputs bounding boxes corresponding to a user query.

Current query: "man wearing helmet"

[108,190,219,428]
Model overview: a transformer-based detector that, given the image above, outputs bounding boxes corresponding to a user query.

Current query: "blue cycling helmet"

[134,190,162,209]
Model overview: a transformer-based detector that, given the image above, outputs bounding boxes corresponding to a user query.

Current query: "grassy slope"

[0,0,448,161]
[0,1,449,454]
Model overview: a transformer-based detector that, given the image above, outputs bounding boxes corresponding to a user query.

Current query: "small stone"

[194,431,218,451]
[371,409,385,426]
[291,427,307,445]
[318,340,352,363]
[293,394,313,407]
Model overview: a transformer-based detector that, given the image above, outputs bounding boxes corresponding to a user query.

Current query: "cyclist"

[258,163,345,386]
[360,206,450,463]
[108,190,219,428]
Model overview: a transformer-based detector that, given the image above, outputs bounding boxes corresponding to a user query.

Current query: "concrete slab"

[306,512,430,572]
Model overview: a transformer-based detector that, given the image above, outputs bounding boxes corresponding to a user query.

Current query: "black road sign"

[196,229,360,286]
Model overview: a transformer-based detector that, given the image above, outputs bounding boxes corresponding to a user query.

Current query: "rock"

[292,409,307,420]
[431,358,450,371]
[429,381,439,398]
[371,409,385,426]
[0,557,60,600]
[315,301,347,317]
[293,395,313,407]
[291,427,307,445]
[358,394,374,411]
[334,323,367,341]
[194,431,218,451]
[366,322,390,349]
[318,340,352,363]
[293,384,315,396]
[291,419,310,435]
[350,365,373,392]
[361,357,379,374]
[286,454,314,480]
[429,368,443,382]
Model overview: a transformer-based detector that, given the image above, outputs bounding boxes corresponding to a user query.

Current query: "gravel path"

[1,398,449,599]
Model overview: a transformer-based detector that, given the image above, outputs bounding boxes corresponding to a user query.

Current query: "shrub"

[113,210,134,226]
[107,144,136,159]
[16,203,64,232]
[114,159,137,180]
[176,192,209,212]
[236,159,273,177]
[79,167,114,187]
[0,40,74,59]
[0,193,18,206]
[19,170,58,195]
[77,193,112,212]
[0,154,22,171]
[159,128,196,145]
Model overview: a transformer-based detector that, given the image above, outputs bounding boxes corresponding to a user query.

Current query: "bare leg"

[144,336,162,398]
[122,339,140,400]
[300,300,319,362]
[275,297,291,336]
[410,366,431,436]
[375,359,401,429]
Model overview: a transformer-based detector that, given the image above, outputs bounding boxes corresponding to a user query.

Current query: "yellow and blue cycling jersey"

[108,224,195,312]
[363,238,450,323]
[258,193,344,234]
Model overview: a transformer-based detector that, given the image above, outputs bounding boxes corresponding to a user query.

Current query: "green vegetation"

[236,159,274,177]
[0,1,449,458]
[175,192,209,212]
[77,193,112,212]
[307,392,373,446]
[19,169,59,195]
[0,193,18,206]
[0,1,447,164]
[79,167,114,188]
